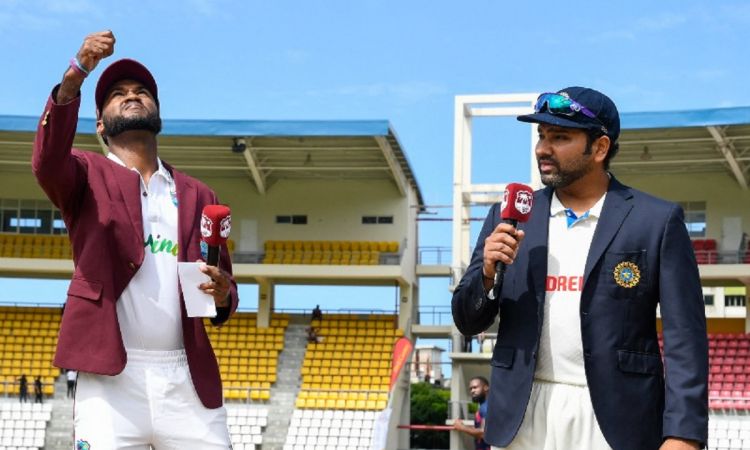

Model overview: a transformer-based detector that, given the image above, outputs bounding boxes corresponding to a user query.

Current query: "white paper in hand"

[177,262,217,318]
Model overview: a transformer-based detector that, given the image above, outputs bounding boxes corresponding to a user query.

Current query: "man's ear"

[594,135,611,164]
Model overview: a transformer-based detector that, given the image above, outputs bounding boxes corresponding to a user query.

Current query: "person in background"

[18,374,28,403]
[66,369,77,399]
[454,376,490,450]
[34,376,43,403]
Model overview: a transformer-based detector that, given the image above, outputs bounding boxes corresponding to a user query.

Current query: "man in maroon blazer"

[32,31,239,448]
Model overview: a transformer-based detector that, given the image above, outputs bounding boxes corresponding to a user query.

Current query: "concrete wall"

[615,171,750,240]
[200,177,411,252]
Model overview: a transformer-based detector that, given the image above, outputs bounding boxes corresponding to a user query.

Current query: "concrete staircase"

[261,317,309,450]
[44,374,73,450]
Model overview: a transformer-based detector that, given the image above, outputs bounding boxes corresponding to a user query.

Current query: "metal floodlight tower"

[451,93,540,287]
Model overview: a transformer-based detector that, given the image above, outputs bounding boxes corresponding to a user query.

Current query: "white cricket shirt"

[534,191,606,386]
[108,153,184,350]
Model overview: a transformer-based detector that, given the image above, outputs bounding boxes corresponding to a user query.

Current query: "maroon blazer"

[32,89,239,409]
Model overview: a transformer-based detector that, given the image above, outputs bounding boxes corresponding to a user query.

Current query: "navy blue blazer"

[452,177,708,450]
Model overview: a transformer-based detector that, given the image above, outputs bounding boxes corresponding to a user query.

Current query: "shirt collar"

[550,191,607,219]
[107,152,171,182]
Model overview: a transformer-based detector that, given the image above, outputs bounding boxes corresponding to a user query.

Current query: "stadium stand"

[692,239,720,264]
[284,314,399,449]
[262,240,399,265]
[227,404,269,450]
[0,307,59,399]
[206,312,289,403]
[0,401,52,450]
[708,415,750,450]
[0,233,234,260]
[0,234,71,260]
[707,333,750,411]
[284,409,378,450]
[297,314,399,409]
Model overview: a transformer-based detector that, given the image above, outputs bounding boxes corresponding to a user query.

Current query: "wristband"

[69,57,90,77]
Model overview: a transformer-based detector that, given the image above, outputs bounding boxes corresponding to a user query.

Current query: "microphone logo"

[200,214,213,238]
[220,215,231,239]
[515,190,533,215]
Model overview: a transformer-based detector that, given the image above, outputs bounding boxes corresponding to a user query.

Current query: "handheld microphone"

[200,205,231,266]
[495,183,534,292]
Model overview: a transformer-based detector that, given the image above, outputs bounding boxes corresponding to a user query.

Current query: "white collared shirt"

[108,152,183,350]
[534,191,606,386]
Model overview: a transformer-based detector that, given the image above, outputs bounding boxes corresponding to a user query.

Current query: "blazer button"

[128,262,136,270]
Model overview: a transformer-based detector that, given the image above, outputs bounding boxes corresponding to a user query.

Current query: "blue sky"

[2,1,750,327]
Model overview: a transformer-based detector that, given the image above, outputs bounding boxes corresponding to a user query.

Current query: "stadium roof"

[0,116,425,208]
[616,106,750,188]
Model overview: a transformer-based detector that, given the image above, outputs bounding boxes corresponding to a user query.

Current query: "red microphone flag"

[500,183,534,223]
[201,205,232,247]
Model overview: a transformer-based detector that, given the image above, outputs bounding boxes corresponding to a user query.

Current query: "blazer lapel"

[108,161,144,245]
[583,177,634,285]
[168,164,197,263]
[524,187,553,301]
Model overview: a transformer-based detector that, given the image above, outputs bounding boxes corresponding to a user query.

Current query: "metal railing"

[418,246,452,265]
[417,305,452,326]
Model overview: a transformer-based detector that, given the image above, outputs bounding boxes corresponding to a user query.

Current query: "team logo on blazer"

[613,261,641,288]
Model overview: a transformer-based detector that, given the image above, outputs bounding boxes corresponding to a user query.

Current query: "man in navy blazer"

[452,87,708,450]
[32,31,239,448]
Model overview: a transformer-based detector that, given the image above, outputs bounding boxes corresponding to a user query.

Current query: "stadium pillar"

[398,281,416,333]
[257,278,275,328]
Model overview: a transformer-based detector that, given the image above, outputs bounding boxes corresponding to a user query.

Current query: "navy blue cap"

[517,86,620,142]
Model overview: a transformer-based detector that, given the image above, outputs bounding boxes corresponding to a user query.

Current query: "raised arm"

[451,203,524,336]
[32,31,116,213]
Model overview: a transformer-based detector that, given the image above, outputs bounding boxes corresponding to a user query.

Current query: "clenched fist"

[76,30,116,73]
[56,31,116,104]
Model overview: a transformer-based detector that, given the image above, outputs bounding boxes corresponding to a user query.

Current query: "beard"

[472,393,486,403]
[538,153,594,189]
[102,110,162,140]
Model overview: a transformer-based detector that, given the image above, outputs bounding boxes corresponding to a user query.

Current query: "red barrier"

[397,425,454,431]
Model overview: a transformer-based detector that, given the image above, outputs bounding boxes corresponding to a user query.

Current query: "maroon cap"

[95,58,159,117]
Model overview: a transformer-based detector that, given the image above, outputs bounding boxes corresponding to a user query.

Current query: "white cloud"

[694,69,727,81]
[589,12,686,43]
[635,13,687,31]
[0,0,100,31]
[185,0,218,16]
[304,81,448,103]
[45,0,97,14]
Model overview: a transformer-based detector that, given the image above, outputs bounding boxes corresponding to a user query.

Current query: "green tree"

[410,382,450,449]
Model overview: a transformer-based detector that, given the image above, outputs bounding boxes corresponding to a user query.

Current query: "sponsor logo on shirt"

[144,234,179,257]
[546,275,584,292]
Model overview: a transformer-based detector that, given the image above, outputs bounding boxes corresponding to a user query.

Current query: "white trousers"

[493,380,612,450]
[74,348,231,450]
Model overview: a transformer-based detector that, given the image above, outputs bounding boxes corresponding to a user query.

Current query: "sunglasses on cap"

[535,92,608,133]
